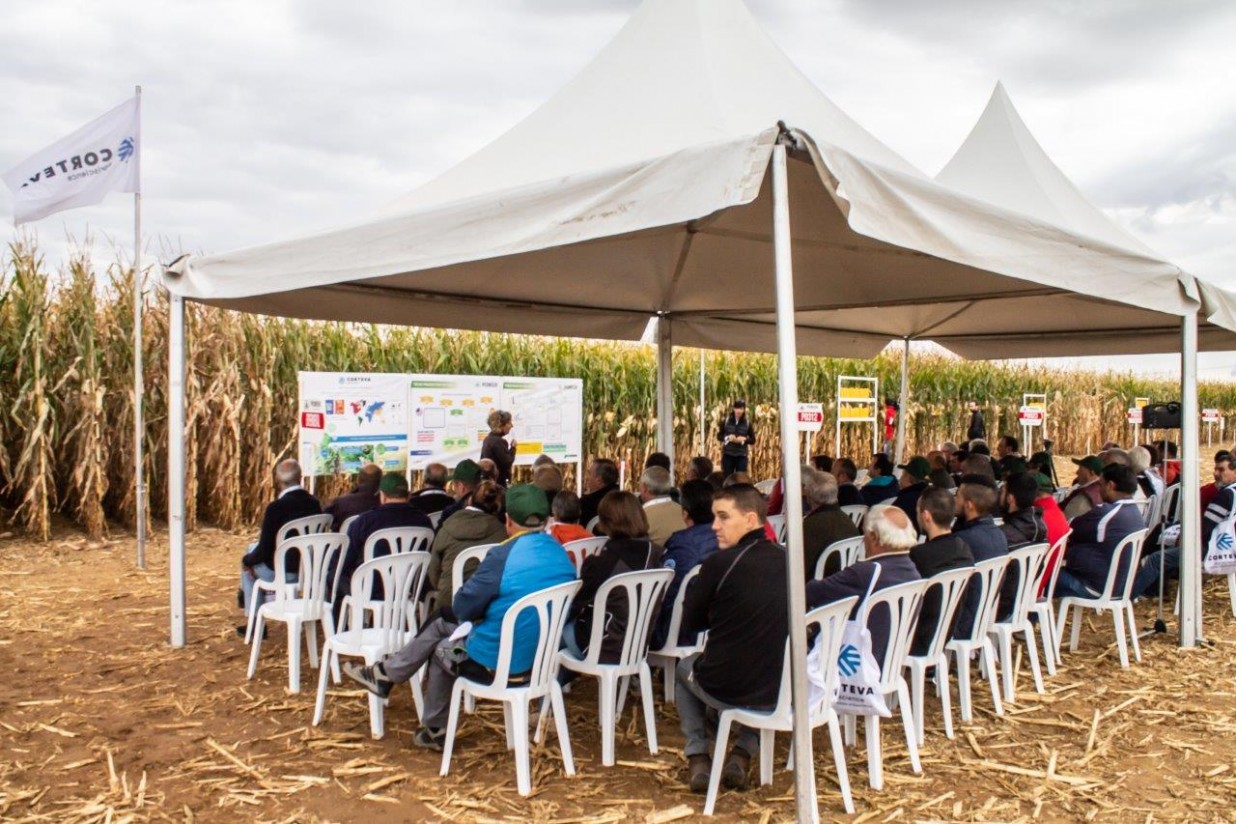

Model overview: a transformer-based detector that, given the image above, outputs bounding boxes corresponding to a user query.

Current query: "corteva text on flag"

[3,96,140,225]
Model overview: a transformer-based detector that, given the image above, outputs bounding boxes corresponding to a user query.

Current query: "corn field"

[4,242,1236,541]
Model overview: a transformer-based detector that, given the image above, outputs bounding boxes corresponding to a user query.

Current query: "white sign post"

[1203,408,1220,445]
[1021,392,1047,453]
[1132,396,1151,444]
[796,402,824,463]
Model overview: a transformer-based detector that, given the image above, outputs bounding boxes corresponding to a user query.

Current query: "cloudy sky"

[3,0,1234,378]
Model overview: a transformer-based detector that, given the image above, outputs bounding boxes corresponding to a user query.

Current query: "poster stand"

[835,376,878,458]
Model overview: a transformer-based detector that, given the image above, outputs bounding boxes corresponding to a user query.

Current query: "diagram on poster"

[408,376,501,467]
[501,379,582,463]
[298,373,409,475]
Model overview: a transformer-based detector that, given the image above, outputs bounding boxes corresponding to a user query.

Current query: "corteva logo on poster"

[16,134,136,188]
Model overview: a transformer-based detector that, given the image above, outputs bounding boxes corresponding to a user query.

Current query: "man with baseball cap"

[438,458,484,526]
[344,483,575,751]
[892,455,932,530]
[1062,456,1105,520]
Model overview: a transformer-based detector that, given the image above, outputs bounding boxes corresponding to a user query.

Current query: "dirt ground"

[4,524,1236,823]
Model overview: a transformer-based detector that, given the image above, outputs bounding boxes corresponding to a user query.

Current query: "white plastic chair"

[902,565,973,745]
[813,536,865,580]
[548,568,674,766]
[1028,530,1072,675]
[312,552,431,737]
[702,596,859,816]
[1160,483,1180,526]
[841,505,868,528]
[646,565,705,704]
[988,543,1051,702]
[1142,493,1163,529]
[440,580,582,797]
[945,556,1009,724]
[766,514,787,545]
[338,513,360,537]
[1056,528,1149,669]
[837,579,926,791]
[245,513,334,643]
[428,509,444,530]
[248,532,345,693]
[333,526,435,616]
[585,515,601,533]
[563,536,607,576]
[450,543,497,599]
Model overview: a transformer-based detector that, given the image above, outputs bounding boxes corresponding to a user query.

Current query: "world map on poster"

[298,373,409,475]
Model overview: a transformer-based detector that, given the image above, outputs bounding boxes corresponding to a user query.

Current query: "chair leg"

[247,613,265,679]
[1229,574,1236,618]
[663,658,676,705]
[898,680,921,774]
[533,694,551,745]
[287,618,303,693]
[1023,625,1045,695]
[410,665,426,723]
[759,729,774,786]
[865,713,883,791]
[843,712,857,747]
[1126,603,1142,663]
[503,702,516,752]
[955,650,973,724]
[1054,601,1068,662]
[983,641,1003,716]
[909,663,926,747]
[827,710,855,814]
[996,629,1015,703]
[598,673,618,767]
[439,681,465,777]
[550,683,576,777]
[312,646,332,726]
[703,714,733,816]
[937,655,954,740]
[639,663,659,755]
[1068,605,1082,652]
[510,700,533,797]
[615,674,630,722]
[1112,608,1130,669]
[244,588,261,645]
[304,621,319,669]
[1037,609,1057,676]
[365,651,384,740]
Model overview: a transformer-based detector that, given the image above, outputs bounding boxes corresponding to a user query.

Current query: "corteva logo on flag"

[3,96,141,225]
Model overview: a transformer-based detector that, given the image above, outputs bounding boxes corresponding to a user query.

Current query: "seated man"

[1000,472,1050,549]
[639,466,686,546]
[909,488,975,655]
[438,459,483,525]
[1061,456,1105,520]
[237,459,321,635]
[807,505,922,666]
[927,451,955,490]
[952,474,1009,635]
[891,456,931,530]
[860,454,899,507]
[801,465,860,577]
[677,485,786,794]
[547,489,593,545]
[579,458,620,528]
[685,456,715,483]
[331,473,433,612]
[831,458,863,507]
[649,479,719,650]
[324,462,382,531]
[342,484,575,750]
[410,462,454,516]
[1056,465,1146,599]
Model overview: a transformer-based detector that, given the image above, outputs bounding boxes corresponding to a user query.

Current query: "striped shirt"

[1203,482,1236,547]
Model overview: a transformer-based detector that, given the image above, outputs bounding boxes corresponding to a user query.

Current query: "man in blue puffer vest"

[343,483,575,750]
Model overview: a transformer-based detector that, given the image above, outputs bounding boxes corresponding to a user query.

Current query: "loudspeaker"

[1142,402,1182,429]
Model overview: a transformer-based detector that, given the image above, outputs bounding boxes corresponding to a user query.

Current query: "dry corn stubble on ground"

[3,526,1236,823]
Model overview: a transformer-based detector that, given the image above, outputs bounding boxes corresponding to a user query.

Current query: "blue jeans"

[240,558,296,612]
[1132,548,1180,599]
[675,653,759,759]
[721,454,748,477]
[1053,569,1100,600]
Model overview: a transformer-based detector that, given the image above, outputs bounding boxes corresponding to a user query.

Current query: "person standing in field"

[966,401,986,443]
[718,399,755,477]
[481,410,516,486]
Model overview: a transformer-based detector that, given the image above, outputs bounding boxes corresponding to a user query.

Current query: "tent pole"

[772,141,818,824]
[168,292,187,648]
[656,317,674,479]
[698,349,706,456]
[894,337,910,464]
[1179,308,1201,647]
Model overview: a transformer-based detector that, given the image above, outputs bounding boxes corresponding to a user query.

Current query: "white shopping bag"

[833,564,890,718]
[1205,514,1236,575]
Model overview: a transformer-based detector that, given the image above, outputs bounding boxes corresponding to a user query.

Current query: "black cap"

[732,399,746,408]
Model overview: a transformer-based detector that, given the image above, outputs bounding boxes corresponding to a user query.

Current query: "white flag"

[3,96,141,225]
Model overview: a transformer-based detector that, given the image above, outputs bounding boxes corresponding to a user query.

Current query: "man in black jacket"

[909,487,975,654]
[677,484,785,794]
[952,474,1009,637]
[966,401,986,443]
[410,462,454,515]
[238,459,322,632]
[579,458,620,528]
[892,456,931,530]
[323,463,381,531]
[832,458,864,507]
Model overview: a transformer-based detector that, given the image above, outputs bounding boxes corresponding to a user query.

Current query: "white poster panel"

[298,372,409,475]
[408,375,502,468]
[501,378,584,464]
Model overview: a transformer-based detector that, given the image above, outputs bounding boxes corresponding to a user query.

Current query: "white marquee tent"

[163,2,1235,819]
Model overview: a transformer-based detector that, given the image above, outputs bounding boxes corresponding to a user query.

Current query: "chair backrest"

[490,580,582,695]
[273,532,346,605]
[766,596,858,722]
[864,579,927,692]
[840,505,868,528]
[1103,528,1150,602]
[650,565,704,655]
[428,510,444,530]
[1038,529,1073,601]
[585,515,601,533]
[339,514,360,537]
[959,556,1010,643]
[451,543,498,598]
[913,566,974,660]
[766,514,788,545]
[999,543,1050,626]
[813,535,865,579]
[347,552,431,645]
[276,513,334,548]
[563,536,607,576]
[1161,483,1181,525]
[1142,493,1163,529]
[363,526,434,562]
[577,568,675,668]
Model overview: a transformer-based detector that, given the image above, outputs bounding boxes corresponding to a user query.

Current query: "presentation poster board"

[298,372,410,475]
[300,372,584,475]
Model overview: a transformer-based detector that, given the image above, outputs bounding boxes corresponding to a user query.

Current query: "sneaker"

[236,588,245,609]
[235,624,267,640]
[721,746,751,791]
[413,726,446,751]
[342,662,394,699]
[687,754,712,794]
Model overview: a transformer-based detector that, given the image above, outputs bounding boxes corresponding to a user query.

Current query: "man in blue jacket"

[649,479,718,650]
[1057,464,1145,599]
[342,484,575,750]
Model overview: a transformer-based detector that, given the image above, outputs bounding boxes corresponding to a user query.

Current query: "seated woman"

[564,491,664,663]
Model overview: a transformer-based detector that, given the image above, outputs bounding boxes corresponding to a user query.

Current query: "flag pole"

[134,84,146,569]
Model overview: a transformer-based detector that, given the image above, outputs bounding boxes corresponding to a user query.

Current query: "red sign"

[1017,406,1044,426]
[301,411,325,429]
[1127,408,1142,425]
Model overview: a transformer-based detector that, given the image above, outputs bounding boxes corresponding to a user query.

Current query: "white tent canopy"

[160,4,1229,819]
